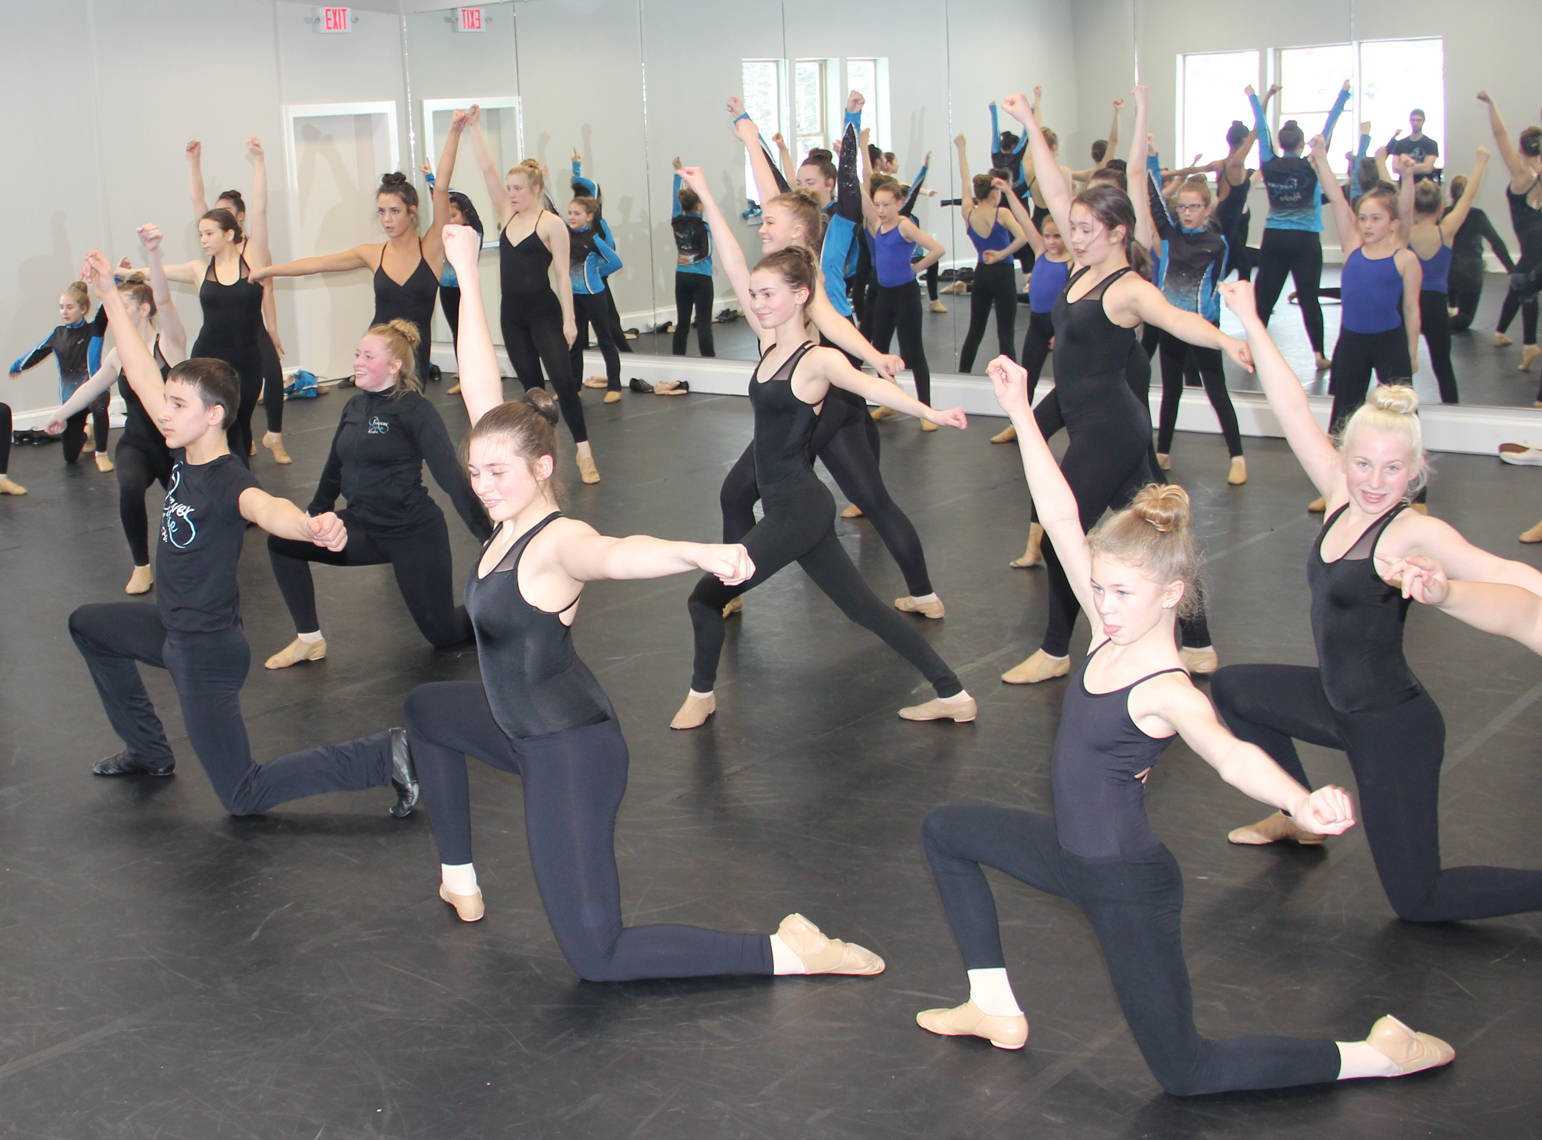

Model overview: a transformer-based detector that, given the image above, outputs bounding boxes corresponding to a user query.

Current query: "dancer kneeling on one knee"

[400,223,883,983]
[914,352,1451,1093]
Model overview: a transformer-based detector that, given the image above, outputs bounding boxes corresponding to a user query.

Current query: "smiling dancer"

[8,281,110,471]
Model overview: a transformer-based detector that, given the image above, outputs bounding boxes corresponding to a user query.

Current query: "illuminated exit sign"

[456,7,484,32]
[315,6,351,32]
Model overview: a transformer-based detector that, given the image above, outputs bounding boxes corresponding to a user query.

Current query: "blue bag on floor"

[284,370,319,400]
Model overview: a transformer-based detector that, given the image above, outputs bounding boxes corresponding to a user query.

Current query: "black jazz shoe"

[92,751,175,777]
[388,727,419,819]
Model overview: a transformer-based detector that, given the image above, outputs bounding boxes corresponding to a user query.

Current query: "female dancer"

[566,196,624,403]
[1408,148,1493,404]
[953,135,1027,373]
[8,281,110,470]
[1309,141,1421,446]
[671,158,715,357]
[1477,92,1542,379]
[1445,173,1514,333]
[1212,280,1542,922]
[263,319,491,669]
[401,223,886,989]
[997,88,1241,685]
[253,128,455,387]
[69,250,416,819]
[670,167,974,731]
[464,113,596,485]
[915,351,1452,1093]
[187,137,289,464]
[157,199,268,464]
[726,99,946,618]
[862,176,945,424]
[1249,81,1350,372]
[48,225,186,595]
[1137,147,1246,484]
[421,134,486,381]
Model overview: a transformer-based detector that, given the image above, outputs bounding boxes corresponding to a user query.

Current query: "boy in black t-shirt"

[1388,109,1440,183]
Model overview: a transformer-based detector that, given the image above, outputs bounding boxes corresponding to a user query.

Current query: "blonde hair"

[64,281,89,309]
[364,319,423,396]
[1087,484,1200,616]
[507,158,546,195]
[1339,385,1428,496]
[463,390,564,503]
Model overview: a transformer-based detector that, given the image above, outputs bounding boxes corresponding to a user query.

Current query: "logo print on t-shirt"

[367,416,391,435]
[161,466,198,548]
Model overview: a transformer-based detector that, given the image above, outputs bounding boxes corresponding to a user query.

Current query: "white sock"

[297,630,323,643]
[768,932,806,975]
[441,863,478,895]
[910,592,939,604]
[1335,1040,1401,1080]
[967,967,1023,1017]
[689,688,713,699]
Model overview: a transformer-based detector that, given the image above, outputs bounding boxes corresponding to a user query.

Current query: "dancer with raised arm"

[1408,147,1493,403]
[953,134,1027,374]
[1477,92,1542,380]
[1211,279,1542,922]
[913,350,1452,1094]
[8,281,109,471]
[669,166,975,732]
[401,222,887,986]
[861,172,945,425]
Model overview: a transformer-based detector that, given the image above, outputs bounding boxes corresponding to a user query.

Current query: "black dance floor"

[1,382,1539,1138]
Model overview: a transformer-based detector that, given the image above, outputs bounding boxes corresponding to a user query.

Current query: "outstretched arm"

[244,138,271,265]
[1310,135,1359,253]
[995,178,1045,256]
[48,346,120,430]
[442,224,502,427]
[186,140,209,220]
[1384,556,1542,653]
[83,251,165,423]
[251,246,373,282]
[1101,96,1123,170]
[676,166,769,341]
[727,97,788,204]
[1127,86,1154,247]
[812,347,966,428]
[140,224,187,360]
[1247,85,1275,163]
[422,111,471,270]
[1000,93,1072,243]
[239,485,348,550]
[954,134,976,222]
[1477,92,1528,184]
[1440,148,1491,239]
[468,109,513,228]
[551,518,754,587]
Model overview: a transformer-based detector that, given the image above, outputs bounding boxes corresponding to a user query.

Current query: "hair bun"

[522,388,561,425]
[381,171,408,186]
[1283,119,1300,130]
[387,318,421,349]
[1368,384,1420,416]
[1130,483,1190,534]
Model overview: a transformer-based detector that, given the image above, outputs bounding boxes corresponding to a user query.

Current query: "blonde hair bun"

[386,317,421,350]
[1129,483,1190,535]
[1368,384,1419,416]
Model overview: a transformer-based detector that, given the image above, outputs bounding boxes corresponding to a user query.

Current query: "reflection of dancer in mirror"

[187,138,290,464]
[1477,91,1542,378]
[1445,171,1514,333]
[7,280,109,472]
[262,318,491,671]
[47,225,187,594]
[69,250,417,820]
[916,351,1452,1092]
[401,223,887,989]
[1213,280,1542,923]
[670,157,715,359]
[997,87,1239,685]
[952,134,1026,373]
[670,166,975,731]
[570,149,633,359]
[462,108,598,484]
[724,95,948,619]
[253,121,457,387]
[564,195,624,402]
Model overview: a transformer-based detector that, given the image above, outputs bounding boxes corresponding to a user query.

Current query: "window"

[793,58,834,163]
[741,58,785,208]
[1277,44,1357,151]
[1178,50,1260,173]
[1359,38,1445,171]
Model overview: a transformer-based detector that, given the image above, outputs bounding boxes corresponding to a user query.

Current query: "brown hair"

[1070,183,1151,278]
[677,186,701,213]
[200,207,243,244]
[1340,384,1428,496]
[167,357,239,429]
[507,159,546,195]
[364,319,423,397]
[118,278,157,320]
[1176,176,1213,207]
[1519,127,1542,158]
[64,281,89,309]
[568,195,599,220]
[1087,484,1200,616]
[1448,174,1468,203]
[799,156,837,185]
[1354,182,1400,219]
[972,173,998,202]
[766,190,826,250]
[1413,181,1443,215]
[1278,120,1305,152]
[377,171,419,210]
[463,389,564,501]
[754,245,818,295]
[870,177,903,203]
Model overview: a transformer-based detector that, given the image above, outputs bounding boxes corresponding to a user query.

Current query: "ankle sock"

[441,863,479,895]
[967,967,1023,1017]
[1336,1040,1401,1080]
[297,630,323,644]
[768,931,806,975]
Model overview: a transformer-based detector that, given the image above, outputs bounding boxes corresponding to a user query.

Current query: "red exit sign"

[457,7,484,32]
[317,6,350,33]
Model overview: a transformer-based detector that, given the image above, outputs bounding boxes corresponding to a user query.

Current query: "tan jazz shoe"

[898,693,978,723]
[1001,649,1069,685]
[1365,1015,1455,1076]
[1519,519,1542,544]
[670,691,716,730]
[1155,452,1173,470]
[722,595,744,618]
[1227,810,1326,846]
[1227,456,1247,486]
[95,452,115,472]
[603,390,622,404]
[262,432,292,465]
[894,595,945,619]
[265,636,328,670]
[577,452,601,485]
[1518,344,1541,372]
[124,565,154,595]
[1179,645,1219,675]
[920,419,939,432]
[439,883,485,923]
[871,405,899,421]
[0,475,28,495]
[1307,496,1326,513]
[840,504,865,519]
[915,1000,1028,1050]
[776,913,885,975]
[989,424,1017,444]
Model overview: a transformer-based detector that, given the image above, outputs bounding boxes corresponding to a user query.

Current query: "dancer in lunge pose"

[8,281,110,471]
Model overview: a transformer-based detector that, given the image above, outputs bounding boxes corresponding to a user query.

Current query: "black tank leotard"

[191,251,264,460]
[372,239,439,381]
[464,512,614,738]
[500,222,562,319]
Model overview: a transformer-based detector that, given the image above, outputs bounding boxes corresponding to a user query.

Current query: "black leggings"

[1222,207,1253,282]
[439,284,463,359]
[267,513,471,647]
[405,684,772,981]
[692,472,960,697]
[602,285,631,354]
[1020,311,1054,400]
[1254,228,1326,355]
[868,281,931,405]
[720,407,933,597]
[1447,265,1482,332]
[1328,326,1411,433]
[921,806,1342,1095]
[1496,251,1540,345]
[69,603,392,814]
[232,351,263,463]
[1419,291,1458,404]
[500,305,588,444]
[1213,666,1542,922]
[115,436,173,565]
[259,328,284,434]
[673,273,715,356]
[1156,333,1243,457]
[0,401,10,474]
[958,260,1017,372]
[571,292,621,392]
[61,392,110,464]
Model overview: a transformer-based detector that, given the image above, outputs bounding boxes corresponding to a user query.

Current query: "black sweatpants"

[405,684,772,981]
[259,328,284,434]
[1419,291,1459,404]
[868,280,931,405]
[673,273,715,356]
[1156,334,1243,457]
[69,603,392,815]
[501,307,588,444]
[115,436,174,566]
[61,392,111,464]
[1254,228,1326,355]
[1328,327,1411,433]
[1213,666,1542,921]
[571,292,622,392]
[267,513,471,648]
[921,806,1342,1095]
[959,260,1017,372]
[692,471,960,697]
